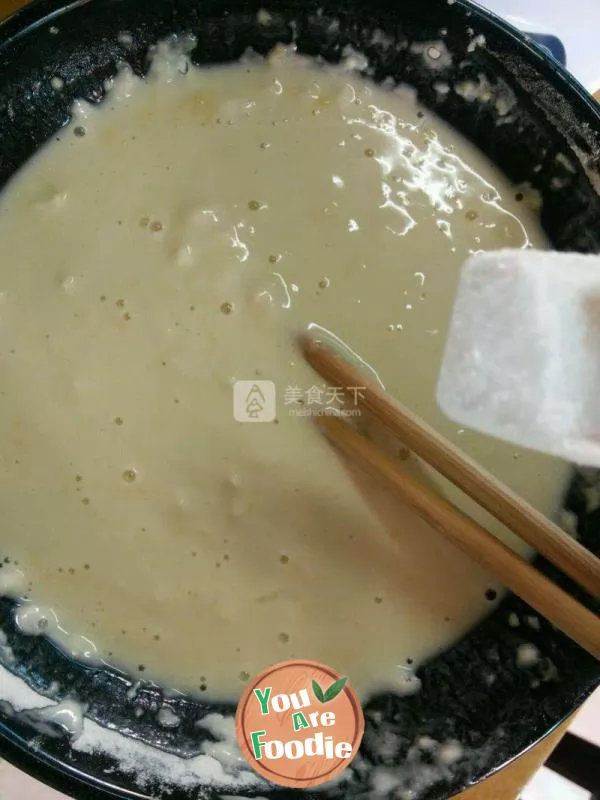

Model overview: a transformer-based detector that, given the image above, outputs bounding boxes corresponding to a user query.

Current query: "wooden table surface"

[0,0,592,796]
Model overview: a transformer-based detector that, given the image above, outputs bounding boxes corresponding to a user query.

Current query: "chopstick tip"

[298,331,324,359]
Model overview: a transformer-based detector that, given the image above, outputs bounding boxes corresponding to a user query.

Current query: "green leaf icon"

[312,679,325,703]
[323,676,348,702]
[312,676,348,703]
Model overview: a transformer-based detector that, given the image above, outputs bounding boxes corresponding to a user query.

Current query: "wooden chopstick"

[315,413,600,660]
[301,336,600,600]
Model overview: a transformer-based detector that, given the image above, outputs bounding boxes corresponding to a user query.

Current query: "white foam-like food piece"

[437,249,600,466]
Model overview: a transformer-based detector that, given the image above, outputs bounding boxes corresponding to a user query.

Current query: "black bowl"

[0,1,599,798]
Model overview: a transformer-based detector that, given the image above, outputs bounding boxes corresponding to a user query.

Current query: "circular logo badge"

[235,659,364,789]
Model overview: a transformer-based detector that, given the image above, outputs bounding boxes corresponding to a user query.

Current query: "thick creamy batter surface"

[0,43,569,697]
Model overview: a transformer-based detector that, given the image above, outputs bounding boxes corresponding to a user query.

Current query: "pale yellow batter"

[0,42,570,698]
